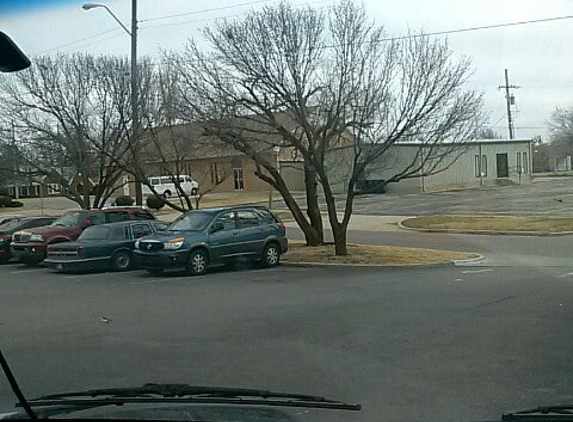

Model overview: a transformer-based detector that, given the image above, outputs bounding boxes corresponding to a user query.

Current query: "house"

[325,138,534,194]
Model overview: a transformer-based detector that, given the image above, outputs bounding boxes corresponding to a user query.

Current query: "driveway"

[346,177,573,216]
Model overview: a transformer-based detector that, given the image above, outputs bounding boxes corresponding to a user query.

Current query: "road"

[1,234,573,422]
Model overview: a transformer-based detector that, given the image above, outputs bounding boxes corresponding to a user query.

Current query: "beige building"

[326,139,534,194]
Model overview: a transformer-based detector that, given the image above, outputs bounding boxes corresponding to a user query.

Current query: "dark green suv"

[133,206,288,276]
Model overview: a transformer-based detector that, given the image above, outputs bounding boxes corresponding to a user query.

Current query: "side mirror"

[0,32,31,73]
[210,222,224,233]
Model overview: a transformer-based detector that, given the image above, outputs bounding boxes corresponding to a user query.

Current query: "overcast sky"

[2,0,573,140]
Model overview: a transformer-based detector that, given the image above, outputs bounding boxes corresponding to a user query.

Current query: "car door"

[235,209,266,257]
[208,211,239,261]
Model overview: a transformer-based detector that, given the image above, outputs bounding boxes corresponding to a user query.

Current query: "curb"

[452,253,485,266]
[398,217,573,237]
[281,259,471,269]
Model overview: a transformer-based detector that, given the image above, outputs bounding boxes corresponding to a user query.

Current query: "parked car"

[0,216,56,264]
[0,214,24,226]
[10,207,156,266]
[44,220,169,273]
[134,206,288,276]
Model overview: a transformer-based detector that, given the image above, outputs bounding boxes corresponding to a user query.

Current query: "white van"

[142,175,199,198]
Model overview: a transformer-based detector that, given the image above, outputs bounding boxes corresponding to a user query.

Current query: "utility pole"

[498,69,519,139]
[131,0,143,205]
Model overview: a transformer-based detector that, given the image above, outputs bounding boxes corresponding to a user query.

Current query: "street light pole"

[82,1,142,204]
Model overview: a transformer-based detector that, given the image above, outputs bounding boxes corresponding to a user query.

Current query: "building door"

[496,153,509,178]
[122,175,130,196]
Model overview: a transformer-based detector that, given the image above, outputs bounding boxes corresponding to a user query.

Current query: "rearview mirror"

[0,32,31,73]
[210,222,224,233]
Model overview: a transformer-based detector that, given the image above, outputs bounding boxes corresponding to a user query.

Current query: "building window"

[210,163,221,184]
[47,183,61,195]
[481,155,487,177]
[233,168,244,191]
[517,152,522,174]
[523,152,528,174]
[474,155,480,178]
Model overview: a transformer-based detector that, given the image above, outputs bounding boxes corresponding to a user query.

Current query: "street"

[1,232,573,422]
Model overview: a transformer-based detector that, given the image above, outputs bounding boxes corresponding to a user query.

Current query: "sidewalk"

[284,214,406,232]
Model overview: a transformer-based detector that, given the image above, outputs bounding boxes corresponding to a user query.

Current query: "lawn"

[283,240,476,266]
[401,215,573,234]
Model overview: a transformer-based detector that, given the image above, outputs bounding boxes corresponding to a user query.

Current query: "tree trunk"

[332,223,348,256]
[303,163,324,244]
[275,178,323,246]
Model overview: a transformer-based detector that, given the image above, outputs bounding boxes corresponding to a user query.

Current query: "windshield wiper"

[503,404,573,421]
[23,383,361,412]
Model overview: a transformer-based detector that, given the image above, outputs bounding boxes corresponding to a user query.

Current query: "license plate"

[56,264,63,270]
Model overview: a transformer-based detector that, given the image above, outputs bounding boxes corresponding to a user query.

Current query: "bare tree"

[0,54,133,209]
[169,1,483,254]
[548,107,573,157]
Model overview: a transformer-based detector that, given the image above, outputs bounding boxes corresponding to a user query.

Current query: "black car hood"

[1,404,299,421]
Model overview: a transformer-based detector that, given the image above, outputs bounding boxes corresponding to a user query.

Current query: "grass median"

[401,215,573,234]
[282,240,477,266]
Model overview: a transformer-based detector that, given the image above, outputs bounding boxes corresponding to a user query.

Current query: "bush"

[146,195,166,210]
[6,200,24,208]
[0,195,12,207]
[114,195,135,206]
[0,187,10,196]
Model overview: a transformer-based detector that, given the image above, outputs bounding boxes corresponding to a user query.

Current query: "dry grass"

[283,240,475,266]
[402,215,573,233]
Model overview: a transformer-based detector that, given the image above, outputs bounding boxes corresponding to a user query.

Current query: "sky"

[1,0,573,141]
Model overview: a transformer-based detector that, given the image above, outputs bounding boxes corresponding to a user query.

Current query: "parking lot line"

[10,268,44,274]
[129,277,183,285]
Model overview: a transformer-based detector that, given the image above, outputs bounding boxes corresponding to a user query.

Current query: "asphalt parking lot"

[2,258,573,422]
[345,177,573,216]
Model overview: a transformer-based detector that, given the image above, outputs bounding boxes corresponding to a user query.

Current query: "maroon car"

[10,207,155,265]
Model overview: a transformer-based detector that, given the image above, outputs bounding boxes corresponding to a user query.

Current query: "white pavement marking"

[65,273,111,279]
[10,268,43,274]
[454,278,463,282]
[462,269,493,274]
[129,277,183,285]
[557,272,573,278]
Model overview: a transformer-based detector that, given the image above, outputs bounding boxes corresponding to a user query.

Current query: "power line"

[141,0,334,30]
[139,0,272,23]
[375,14,573,44]
[32,28,122,57]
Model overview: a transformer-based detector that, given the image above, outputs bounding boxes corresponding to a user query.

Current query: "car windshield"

[50,212,82,228]
[168,212,212,231]
[3,2,573,422]
[0,219,26,233]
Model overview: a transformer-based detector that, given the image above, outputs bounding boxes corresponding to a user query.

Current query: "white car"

[141,175,199,198]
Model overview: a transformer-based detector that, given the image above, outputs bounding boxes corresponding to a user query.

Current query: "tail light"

[77,247,85,258]
[0,234,11,241]
[277,222,285,230]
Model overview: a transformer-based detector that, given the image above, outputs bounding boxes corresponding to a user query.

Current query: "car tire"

[261,242,280,268]
[191,188,198,195]
[163,190,171,198]
[186,249,208,276]
[111,250,132,272]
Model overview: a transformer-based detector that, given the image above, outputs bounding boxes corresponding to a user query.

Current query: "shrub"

[146,195,166,210]
[6,200,24,208]
[115,195,135,206]
[0,187,11,197]
[0,195,11,207]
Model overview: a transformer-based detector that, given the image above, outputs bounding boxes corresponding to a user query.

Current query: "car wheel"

[191,188,198,195]
[147,268,163,276]
[111,250,132,272]
[186,249,208,276]
[163,190,171,198]
[261,242,280,268]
